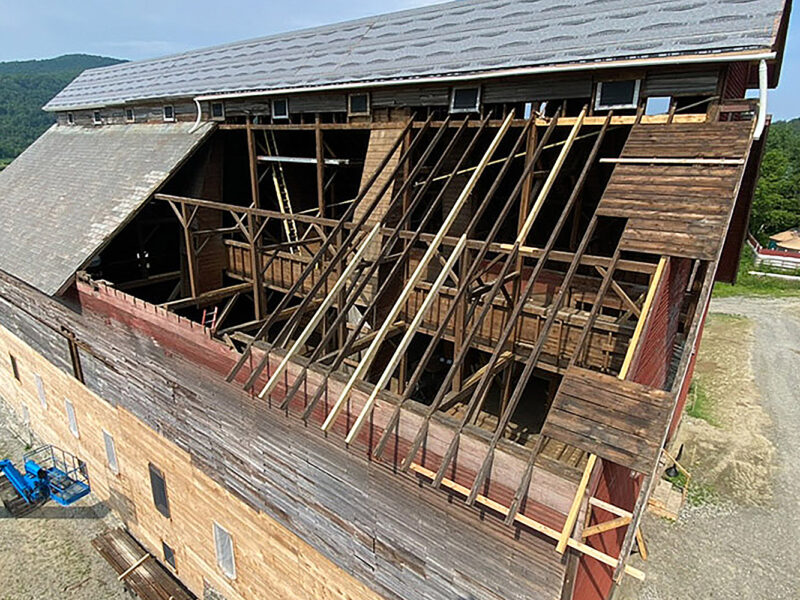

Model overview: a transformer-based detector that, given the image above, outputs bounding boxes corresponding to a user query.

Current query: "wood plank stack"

[93,528,194,600]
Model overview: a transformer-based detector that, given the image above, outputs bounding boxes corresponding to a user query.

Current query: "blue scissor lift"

[0,445,91,516]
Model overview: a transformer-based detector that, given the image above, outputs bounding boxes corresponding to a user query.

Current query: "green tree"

[750,119,800,244]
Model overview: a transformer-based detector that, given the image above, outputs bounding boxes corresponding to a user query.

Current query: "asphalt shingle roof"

[44,0,786,111]
[0,123,215,295]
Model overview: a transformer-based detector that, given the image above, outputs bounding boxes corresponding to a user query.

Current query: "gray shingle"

[44,0,785,111]
[0,123,215,295]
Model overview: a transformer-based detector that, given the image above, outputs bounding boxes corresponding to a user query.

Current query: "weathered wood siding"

[0,271,569,600]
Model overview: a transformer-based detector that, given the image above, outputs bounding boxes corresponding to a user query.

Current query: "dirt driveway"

[619,296,800,600]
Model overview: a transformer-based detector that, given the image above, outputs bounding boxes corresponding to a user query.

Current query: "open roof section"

[0,122,214,296]
[43,0,788,111]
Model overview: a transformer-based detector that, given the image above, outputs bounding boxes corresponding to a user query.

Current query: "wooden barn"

[0,0,792,599]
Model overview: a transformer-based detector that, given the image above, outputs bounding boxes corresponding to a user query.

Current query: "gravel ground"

[0,405,131,600]
[619,296,800,600]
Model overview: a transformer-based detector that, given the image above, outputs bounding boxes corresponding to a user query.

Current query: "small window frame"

[67,112,75,125]
[449,86,482,114]
[149,462,171,518]
[162,540,176,570]
[103,429,119,474]
[213,521,236,579]
[34,373,47,409]
[210,101,225,121]
[271,98,289,121]
[348,93,371,117]
[594,80,642,111]
[163,105,176,122]
[65,398,79,438]
[92,110,102,125]
[125,107,135,123]
[9,353,20,381]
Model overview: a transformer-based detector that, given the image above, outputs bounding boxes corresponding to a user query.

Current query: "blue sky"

[0,0,796,120]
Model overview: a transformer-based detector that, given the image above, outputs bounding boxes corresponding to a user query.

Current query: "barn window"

[64,332,84,384]
[125,108,135,123]
[149,463,170,518]
[21,403,30,427]
[65,398,79,438]
[450,87,481,113]
[93,110,102,125]
[213,522,236,579]
[163,105,175,122]
[211,102,225,120]
[595,80,641,111]
[162,541,176,570]
[67,112,75,125]
[34,373,47,409]
[103,430,119,474]
[9,353,20,381]
[271,98,289,120]
[348,93,370,116]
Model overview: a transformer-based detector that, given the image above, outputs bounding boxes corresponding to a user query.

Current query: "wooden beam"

[345,236,467,444]
[407,462,645,581]
[315,116,325,217]
[599,157,744,166]
[259,225,380,399]
[618,256,667,379]
[117,553,150,581]
[160,283,251,311]
[589,497,633,519]
[439,351,513,411]
[581,515,632,539]
[557,453,597,553]
[321,111,516,433]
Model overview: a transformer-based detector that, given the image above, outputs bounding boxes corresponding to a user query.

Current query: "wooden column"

[315,115,325,217]
[246,118,265,319]
[180,203,199,298]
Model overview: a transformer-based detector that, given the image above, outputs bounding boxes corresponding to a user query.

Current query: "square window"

[595,80,641,110]
[211,102,225,120]
[67,112,75,125]
[125,108,135,123]
[34,374,47,409]
[163,105,175,122]
[93,110,102,125]
[271,98,289,120]
[103,430,119,474]
[348,93,370,116]
[65,398,79,438]
[450,87,481,113]
[162,541,176,570]
[149,463,170,518]
[9,353,20,381]
[213,522,236,579]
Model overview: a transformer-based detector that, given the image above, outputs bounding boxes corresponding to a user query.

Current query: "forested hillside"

[751,119,800,243]
[0,54,124,164]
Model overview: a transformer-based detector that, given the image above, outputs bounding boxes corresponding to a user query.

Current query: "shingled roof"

[0,123,214,295]
[44,0,787,111]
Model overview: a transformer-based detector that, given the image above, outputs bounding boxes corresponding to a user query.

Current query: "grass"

[0,158,10,172]
[713,245,800,298]
[686,380,717,426]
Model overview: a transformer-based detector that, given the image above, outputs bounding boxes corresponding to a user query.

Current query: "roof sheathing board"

[44,0,786,111]
[0,122,215,296]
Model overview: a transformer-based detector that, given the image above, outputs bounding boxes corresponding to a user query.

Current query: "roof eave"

[43,48,778,113]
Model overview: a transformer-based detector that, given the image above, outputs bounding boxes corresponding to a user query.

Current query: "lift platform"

[0,445,90,516]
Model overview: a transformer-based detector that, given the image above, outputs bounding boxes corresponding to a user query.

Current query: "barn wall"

[0,271,569,600]
[0,325,381,600]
